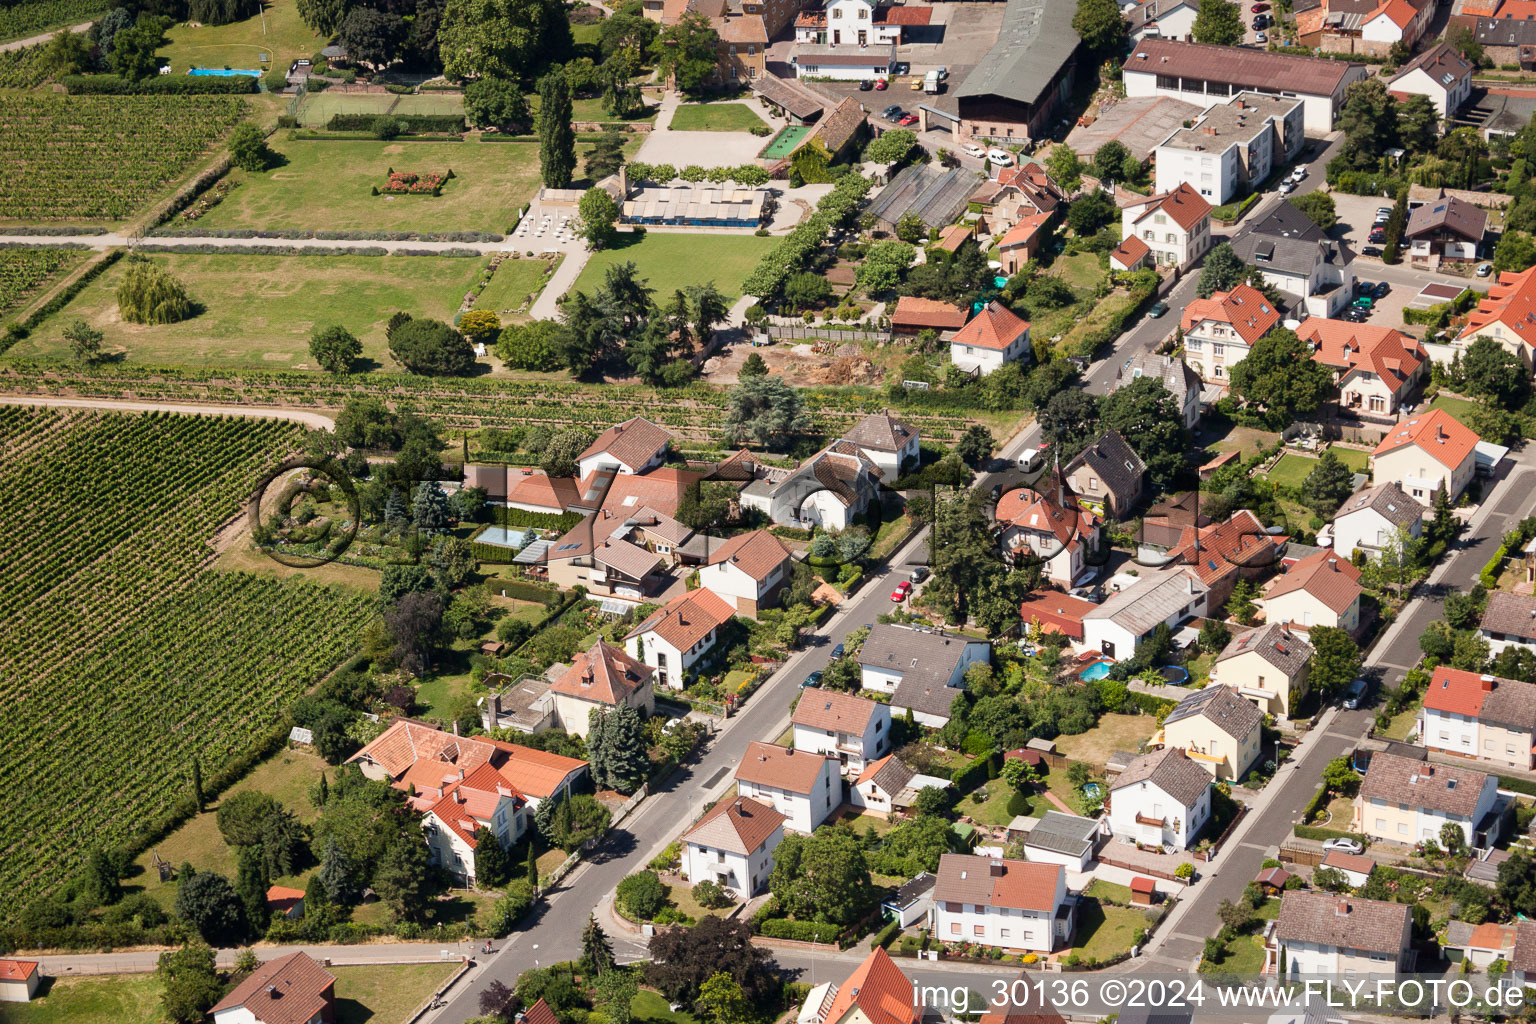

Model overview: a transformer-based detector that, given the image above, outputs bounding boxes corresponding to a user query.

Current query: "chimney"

[490,692,502,717]
[989,859,1005,877]
[1481,674,1495,691]
[1203,125,1216,136]
[452,720,460,737]
[268,986,281,998]
[618,163,630,199]
[1335,901,1350,916]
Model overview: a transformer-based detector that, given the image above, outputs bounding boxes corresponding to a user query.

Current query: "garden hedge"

[950,756,990,795]
[1499,775,1536,797]
[870,918,901,949]
[1293,824,1367,844]
[490,505,582,532]
[327,113,465,133]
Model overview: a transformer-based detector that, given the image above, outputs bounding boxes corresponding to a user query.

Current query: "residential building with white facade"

[1299,319,1427,423]
[1120,182,1212,267]
[1270,891,1414,978]
[1112,353,1203,430]
[1108,746,1212,851]
[858,623,991,727]
[1156,684,1264,781]
[624,588,735,690]
[791,688,891,774]
[1153,93,1304,205]
[1369,408,1479,503]
[1387,42,1474,118]
[1082,568,1209,661]
[1351,751,1501,849]
[1480,592,1536,657]
[1330,481,1425,561]
[930,854,1076,953]
[840,410,920,482]
[697,529,793,617]
[1228,201,1358,319]
[734,741,841,833]
[422,763,528,886]
[1419,665,1536,771]
[1258,548,1364,633]
[738,442,882,530]
[1179,282,1280,386]
[949,300,1031,376]
[547,639,655,739]
[994,469,1102,586]
[682,795,785,896]
[576,416,672,477]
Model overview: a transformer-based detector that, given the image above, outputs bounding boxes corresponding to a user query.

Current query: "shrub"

[484,879,537,934]
[870,918,901,949]
[387,317,475,376]
[615,870,667,920]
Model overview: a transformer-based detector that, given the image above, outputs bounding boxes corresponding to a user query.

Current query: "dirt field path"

[0,394,336,428]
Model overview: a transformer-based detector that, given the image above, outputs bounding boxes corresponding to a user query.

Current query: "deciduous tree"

[228,124,273,172]
[1308,626,1362,699]
[158,942,224,1024]
[309,324,362,373]
[650,13,719,94]
[1192,0,1241,44]
[768,825,876,926]
[578,187,620,249]
[464,76,529,130]
[1072,0,1126,52]
[439,0,570,80]
[1229,328,1334,425]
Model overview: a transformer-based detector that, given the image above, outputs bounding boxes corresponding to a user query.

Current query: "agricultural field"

[0,407,374,920]
[0,94,247,223]
[0,37,57,88]
[0,0,105,41]
[157,0,317,78]
[573,231,777,304]
[10,251,481,370]
[194,137,546,234]
[0,247,81,316]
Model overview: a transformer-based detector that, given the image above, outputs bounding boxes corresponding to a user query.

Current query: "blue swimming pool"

[476,526,532,549]
[1080,661,1111,681]
[189,68,260,76]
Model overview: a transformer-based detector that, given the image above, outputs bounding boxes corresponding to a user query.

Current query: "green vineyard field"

[0,408,374,920]
[0,248,81,315]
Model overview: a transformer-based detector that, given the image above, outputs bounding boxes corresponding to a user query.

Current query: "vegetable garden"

[0,94,246,221]
[0,248,80,315]
[0,407,373,921]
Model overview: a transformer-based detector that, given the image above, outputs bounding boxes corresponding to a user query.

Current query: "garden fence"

[764,324,891,344]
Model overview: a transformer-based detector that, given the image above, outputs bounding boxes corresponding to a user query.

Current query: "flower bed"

[381,170,447,195]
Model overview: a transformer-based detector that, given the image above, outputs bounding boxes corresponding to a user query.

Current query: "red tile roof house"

[1179,282,1280,388]
[1369,407,1479,503]
[890,296,968,337]
[1258,548,1365,634]
[949,300,1031,377]
[0,960,39,1003]
[697,529,794,617]
[1298,318,1428,424]
[576,416,674,477]
[1018,588,1096,641]
[548,638,656,738]
[266,885,306,919]
[791,688,892,774]
[798,947,921,1024]
[734,740,842,832]
[997,212,1053,275]
[1419,664,1536,770]
[1166,509,1279,610]
[1269,891,1414,977]
[929,853,1075,953]
[1442,263,1536,370]
[463,465,580,516]
[211,952,336,1024]
[1119,182,1213,268]
[994,467,1102,588]
[1320,849,1377,887]
[624,587,736,690]
[681,795,786,896]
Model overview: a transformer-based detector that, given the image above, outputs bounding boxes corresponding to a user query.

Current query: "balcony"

[1185,748,1224,765]
[1135,813,1166,827]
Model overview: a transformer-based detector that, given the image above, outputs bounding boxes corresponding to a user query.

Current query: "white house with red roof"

[930,853,1074,953]
[993,465,1101,587]
[682,795,786,895]
[734,740,841,832]
[349,719,588,810]
[423,762,528,884]
[577,417,673,477]
[948,300,1031,376]
[548,638,656,738]
[1258,548,1365,633]
[1369,408,1479,502]
[800,947,921,1024]
[841,410,920,482]
[1361,0,1434,50]
[1120,182,1212,267]
[1109,234,1152,272]
[0,960,39,1003]
[211,952,335,1024]
[1439,263,1536,369]
[698,529,794,617]
[1179,283,1280,387]
[1418,665,1536,771]
[1298,319,1427,421]
[624,587,736,689]
[791,688,891,773]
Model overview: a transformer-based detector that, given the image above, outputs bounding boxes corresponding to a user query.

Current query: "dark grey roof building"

[1228,200,1355,288]
[1063,429,1147,519]
[954,0,1082,141]
[867,163,984,234]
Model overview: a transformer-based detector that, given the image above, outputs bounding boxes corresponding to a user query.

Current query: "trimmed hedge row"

[473,541,517,563]
[291,130,463,143]
[327,113,464,133]
[1302,783,1330,824]
[151,226,505,243]
[1069,270,1159,359]
[63,73,258,94]
[870,918,901,949]
[1294,824,1367,843]
[951,756,990,795]
[489,505,582,532]
[1126,690,1177,718]
[487,578,563,603]
[1402,288,1474,326]
[1499,775,1536,797]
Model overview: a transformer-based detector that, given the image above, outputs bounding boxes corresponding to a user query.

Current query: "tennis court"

[296,91,465,127]
[759,124,810,160]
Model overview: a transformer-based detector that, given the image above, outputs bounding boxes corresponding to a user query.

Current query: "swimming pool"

[1080,661,1111,681]
[188,68,260,76]
[475,525,532,549]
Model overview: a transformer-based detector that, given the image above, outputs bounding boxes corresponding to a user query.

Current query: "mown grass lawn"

[1383,697,1422,740]
[573,231,777,303]
[1050,251,1104,291]
[1052,713,1158,768]
[196,137,559,234]
[3,974,161,1024]
[1068,900,1145,961]
[962,781,1034,827]
[128,748,328,909]
[476,254,561,318]
[1265,453,1319,489]
[158,0,317,76]
[1428,394,1483,428]
[332,963,458,1024]
[633,989,700,1024]
[1330,445,1369,474]
[668,102,768,133]
[12,252,479,372]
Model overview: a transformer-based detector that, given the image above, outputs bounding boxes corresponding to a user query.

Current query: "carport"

[918,102,958,135]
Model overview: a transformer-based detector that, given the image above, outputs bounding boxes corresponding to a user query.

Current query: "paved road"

[0,20,92,51]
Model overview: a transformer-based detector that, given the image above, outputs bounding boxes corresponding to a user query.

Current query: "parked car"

[1343,307,1370,322]
[891,580,912,602]
[935,65,949,79]
[962,141,986,158]
[898,113,919,126]
[1343,677,1371,709]
[1252,13,1268,26]
[859,79,873,91]
[801,670,823,688]
[1148,300,1169,318]
[1369,228,1387,243]
[1251,2,1268,10]
[829,643,845,660]
[875,78,889,91]
[1322,837,1365,854]
[1371,281,1390,299]
[1352,296,1374,309]
[1360,245,1382,257]
[1290,166,1306,183]
[910,566,931,584]
[1477,261,1494,277]
[881,105,902,119]
[894,61,910,74]
[1254,30,1267,41]
[1278,179,1296,194]
[1375,207,1393,221]
[988,148,1015,166]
